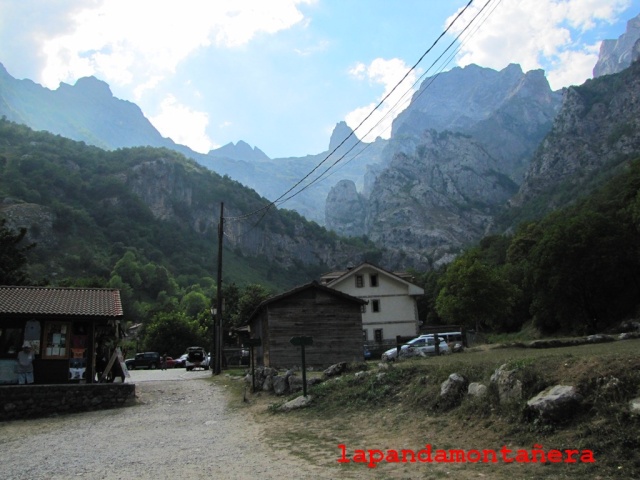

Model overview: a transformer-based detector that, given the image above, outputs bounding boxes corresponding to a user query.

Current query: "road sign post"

[290,336,313,397]
[244,338,262,393]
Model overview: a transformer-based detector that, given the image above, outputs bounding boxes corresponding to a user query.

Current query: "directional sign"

[290,336,313,397]
[290,336,313,347]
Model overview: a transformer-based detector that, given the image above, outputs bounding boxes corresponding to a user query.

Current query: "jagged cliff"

[511,59,640,214]
[593,14,640,77]
[326,64,560,266]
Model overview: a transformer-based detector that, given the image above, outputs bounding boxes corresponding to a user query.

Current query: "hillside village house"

[248,281,366,369]
[0,286,124,384]
[320,262,424,345]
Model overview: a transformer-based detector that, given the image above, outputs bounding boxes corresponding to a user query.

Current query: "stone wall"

[0,384,136,421]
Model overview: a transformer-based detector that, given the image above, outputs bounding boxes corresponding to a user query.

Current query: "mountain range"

[1,13,640,274]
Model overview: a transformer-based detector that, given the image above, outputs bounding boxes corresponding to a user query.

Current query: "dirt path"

[0,371,332,480]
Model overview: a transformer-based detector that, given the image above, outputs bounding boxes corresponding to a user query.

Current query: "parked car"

[381,335,449,361]
[163,356,176,368]
[174,353,188,368]
[125,352,161,370]
[185,346,208,371]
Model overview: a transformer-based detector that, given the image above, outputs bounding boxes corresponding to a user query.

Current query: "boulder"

[288,375,303,393]
[280,395,313,412]
[586,334,614,343]
[468,382,488,398]
[262,374,274,392]
[526,385,582,421]
[440,373,468,405]
[272,375,288,396]
[323,362,347,378]
[490,364,522,403]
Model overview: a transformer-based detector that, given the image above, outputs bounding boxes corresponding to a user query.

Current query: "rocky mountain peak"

[593,13,640,77]
[208,140,270,162]
[59,76,114,98]
[328,121,359,152]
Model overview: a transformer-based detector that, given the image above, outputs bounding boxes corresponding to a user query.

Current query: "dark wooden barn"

[248,281,366,369]
[0,286,124,384]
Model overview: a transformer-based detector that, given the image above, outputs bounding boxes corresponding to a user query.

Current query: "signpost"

[244,338,262,393]
[290,336,313,397]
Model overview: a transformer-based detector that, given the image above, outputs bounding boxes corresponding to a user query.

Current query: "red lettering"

[547,450,562,463]
[467,450,481,463]
[434,450,449,462]
[500,445,514,463]
[448,450,465,462]
[401,449,416,463]
[417,445,432,463]
[482,449,498,463]
[385,450,400,463]
[353,449,367,463]
[337,444,350,464]
[367,449,384,468]
[564,450,579,463]
[580,450,596,463]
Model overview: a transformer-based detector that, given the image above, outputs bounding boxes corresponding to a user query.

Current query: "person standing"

[17,341,35,385]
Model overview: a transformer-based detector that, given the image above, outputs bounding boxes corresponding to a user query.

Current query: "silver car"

[381,335,449,361]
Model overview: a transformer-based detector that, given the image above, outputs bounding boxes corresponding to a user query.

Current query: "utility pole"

[214,202,224,375]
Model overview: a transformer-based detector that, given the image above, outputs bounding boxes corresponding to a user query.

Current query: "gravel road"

[0,369,329,480]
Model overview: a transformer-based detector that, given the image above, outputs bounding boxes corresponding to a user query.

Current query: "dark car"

[125,352,161,370]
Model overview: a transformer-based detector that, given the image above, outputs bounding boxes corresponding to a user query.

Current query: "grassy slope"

[217,339,640,479]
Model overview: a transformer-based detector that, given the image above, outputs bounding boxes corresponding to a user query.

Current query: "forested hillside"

[417,158,640,335]
[0,119,379,326]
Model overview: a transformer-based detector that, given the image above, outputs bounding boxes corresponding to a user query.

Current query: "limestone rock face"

[593,14,640,77]
[512,60,640,210]
[365,131,518,268]
[325,180,366,237]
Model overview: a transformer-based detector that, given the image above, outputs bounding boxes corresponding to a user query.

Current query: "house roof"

[248,281,366,323]
[0,286,124,318]
[321,262,424,295]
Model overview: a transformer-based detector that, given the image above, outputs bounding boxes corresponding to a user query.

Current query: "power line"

[272,0,500,203]
[223,0,476,223]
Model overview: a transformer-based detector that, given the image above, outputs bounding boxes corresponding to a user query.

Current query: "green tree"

[233,284,270,327]
[435,251,519,332]
[527,210,640,334]
[180,290,208,318]
[141,311,207,357]
[0,219,34,285]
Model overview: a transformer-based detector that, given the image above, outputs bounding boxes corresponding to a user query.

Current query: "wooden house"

[248,281,366,369]
[0,286,124,384]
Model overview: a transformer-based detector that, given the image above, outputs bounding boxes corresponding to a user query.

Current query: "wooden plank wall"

[265,288,363,369]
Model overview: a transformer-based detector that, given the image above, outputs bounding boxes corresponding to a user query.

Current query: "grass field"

[216,338,640,479]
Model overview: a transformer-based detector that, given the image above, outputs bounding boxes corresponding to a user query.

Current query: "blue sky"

[0,0,638,158]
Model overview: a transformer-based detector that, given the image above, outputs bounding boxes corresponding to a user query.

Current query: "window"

[370,274,378,287]
[360,304,366,313]
[374,329,383,343]
[363,330,368,341]
[372,299,380,312]
[355,275,364,288]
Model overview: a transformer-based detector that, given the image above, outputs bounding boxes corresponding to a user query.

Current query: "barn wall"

[265,289,363,369]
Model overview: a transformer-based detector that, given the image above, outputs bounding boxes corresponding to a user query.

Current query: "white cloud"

[446,0,632,89]
[30,0,313,91]
[149,95,215,153]
[345,58,418,142]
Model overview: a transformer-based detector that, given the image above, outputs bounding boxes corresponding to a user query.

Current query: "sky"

[0,0,638,159]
